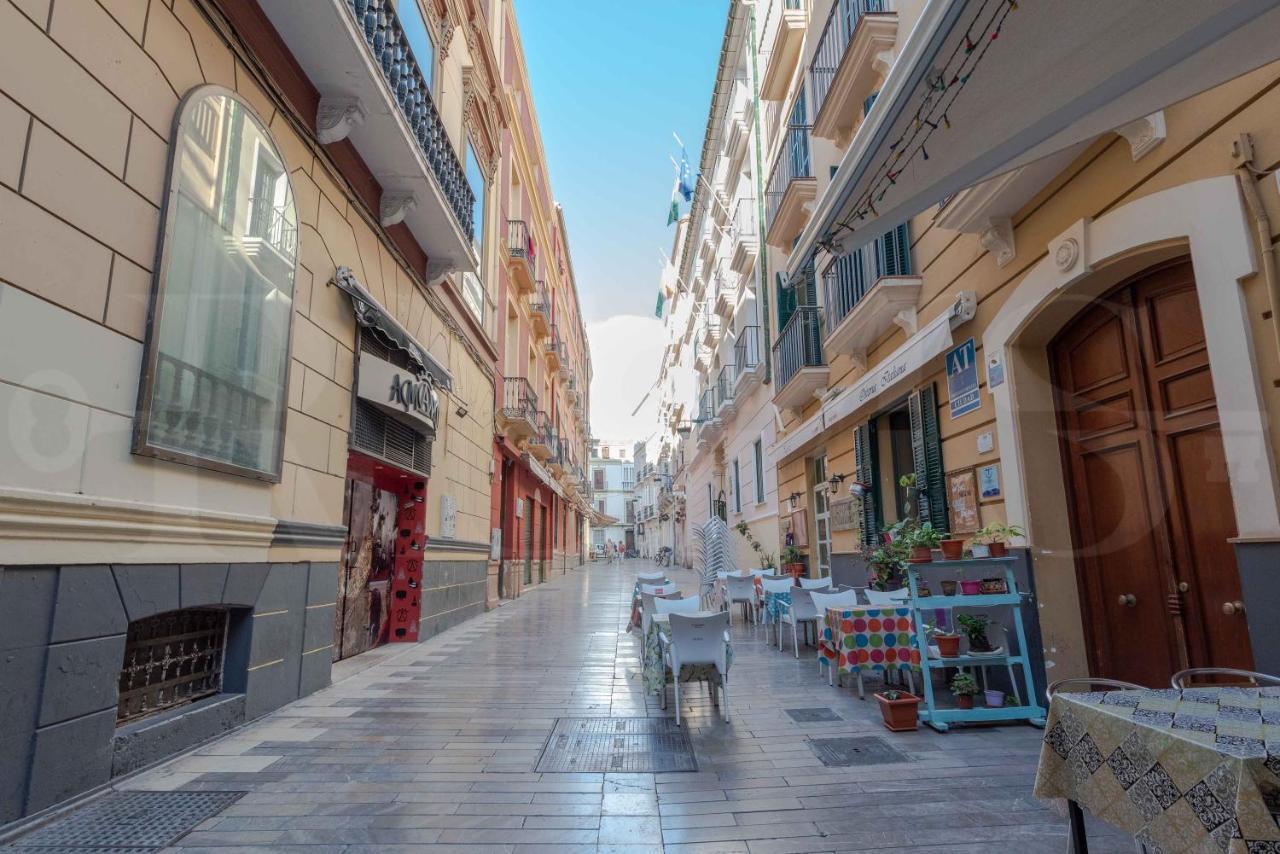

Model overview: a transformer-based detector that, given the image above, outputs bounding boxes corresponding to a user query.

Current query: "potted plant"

[869,538,908,591]
[926,621,961,658]
[984,688,1005,708]
[898,473,920,521]
[781,546,805,580]
[950,672,980,709]
[956,613,994,653]
[959,578,983,595]
[875,689,921,731]
[905,521,945,563]
[940,578,959,596]
[976,523,1026,558]
[940,535,965,560]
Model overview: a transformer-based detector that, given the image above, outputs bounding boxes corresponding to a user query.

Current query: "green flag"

[655,290,666,318]
[666,178,679,225]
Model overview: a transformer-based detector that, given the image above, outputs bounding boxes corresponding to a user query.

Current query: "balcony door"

[811,457,832,578]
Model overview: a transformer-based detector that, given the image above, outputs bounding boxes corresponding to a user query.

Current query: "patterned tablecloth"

[763,589,791,626]
[819,607,921,677]
[643,614,733,695]
[1033,687,1280,852]
[627,583,676,633]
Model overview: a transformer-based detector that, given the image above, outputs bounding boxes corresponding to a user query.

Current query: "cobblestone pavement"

[100,559,1131,853]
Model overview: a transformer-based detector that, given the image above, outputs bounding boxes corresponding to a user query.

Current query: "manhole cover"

[10,791,245,850]
[785,707,842,723]
[536,718,697,773]
[808,736,908,767]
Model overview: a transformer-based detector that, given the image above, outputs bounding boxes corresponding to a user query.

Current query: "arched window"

[134,87,298,481]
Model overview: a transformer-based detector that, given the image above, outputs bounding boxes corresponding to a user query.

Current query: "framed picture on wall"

[790,508,809,548]
[829,497,860,533]
[947,468,981,534]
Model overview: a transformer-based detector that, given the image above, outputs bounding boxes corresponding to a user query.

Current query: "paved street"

[106,560,1127,853]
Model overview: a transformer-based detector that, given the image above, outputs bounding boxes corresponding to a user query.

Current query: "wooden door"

[1052,260,1252,685]
[334,478,398,661]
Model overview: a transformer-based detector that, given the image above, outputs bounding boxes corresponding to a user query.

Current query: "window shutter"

[776,271,796,330]
[853,423,877,549]
[877,222,912,278]
[908,385,948,532]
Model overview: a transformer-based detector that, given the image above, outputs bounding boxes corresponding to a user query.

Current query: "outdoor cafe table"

[1033,686,1280,853]
[819,606,922,693]
[643,612,733,695]
[626,580,675,633]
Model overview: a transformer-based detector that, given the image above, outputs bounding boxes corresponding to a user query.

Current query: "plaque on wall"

[829,496,860,533]
[947,468,980,534]
[789,508,809,548]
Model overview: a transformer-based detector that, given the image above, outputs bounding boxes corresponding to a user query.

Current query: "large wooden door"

[1052,260,1253,686]
[334,478,398,661]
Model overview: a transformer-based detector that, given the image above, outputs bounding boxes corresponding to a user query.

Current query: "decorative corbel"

[380,192,417,227]
[1115,111,1167,161]
[316,97,366,145]
[893,307,918,336]
[978,217,1016,268]
[849,351,868,372]
[426,256,459,282]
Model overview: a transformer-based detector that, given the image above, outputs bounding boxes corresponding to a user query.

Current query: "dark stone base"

[112,694,246,777]
[1232,539,1280,676]
[420,559,487,640]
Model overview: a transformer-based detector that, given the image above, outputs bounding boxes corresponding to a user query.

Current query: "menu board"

[829,496,860,533]
[947,468,980,534]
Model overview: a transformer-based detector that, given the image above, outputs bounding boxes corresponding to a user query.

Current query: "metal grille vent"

[352,399,433,477]
[536,718,697,773]
[117,609,228,725]
[7,790,245,850]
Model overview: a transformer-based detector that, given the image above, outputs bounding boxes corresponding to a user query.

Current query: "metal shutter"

[852,423,878,549]
[908,385,947,532]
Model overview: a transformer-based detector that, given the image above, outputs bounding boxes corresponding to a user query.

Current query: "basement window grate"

[116,608,229,725]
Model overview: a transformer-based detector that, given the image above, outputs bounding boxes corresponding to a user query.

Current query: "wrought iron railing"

[698,388,715,423]
[117,608,228,723]
[507,219,534,263]
[247,196,297,257]
[151,352,271,468]
[530,280,550,319]
[344,0,474,238]
[810,0,890,119]
[823,248,875,332]
[716,364,736,408]
[735,325,762,372]
[502,376,537,420]
[765,124,813,226]
[773,306,824,390]
[732,197,757,239]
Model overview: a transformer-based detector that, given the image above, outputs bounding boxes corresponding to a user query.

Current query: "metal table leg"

[1067,799,1089,853]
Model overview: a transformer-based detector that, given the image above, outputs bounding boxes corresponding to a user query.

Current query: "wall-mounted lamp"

[786,491,803,511]
[826,473,847,496]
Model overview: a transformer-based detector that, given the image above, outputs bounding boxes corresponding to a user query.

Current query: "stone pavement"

[99,559,1131,853]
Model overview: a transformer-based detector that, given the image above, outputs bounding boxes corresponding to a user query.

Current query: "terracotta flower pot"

[940,539,964,560]
[959,579,983,595]
[875,691,920,732]
[909,545,933,563]
[940,580,958,596]
[956,694,975,710]
[783,562,805,580]
[989,542,1009,558]
[935,633,961,658]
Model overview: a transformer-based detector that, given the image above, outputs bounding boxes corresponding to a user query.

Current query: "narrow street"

[89,561,1127,853]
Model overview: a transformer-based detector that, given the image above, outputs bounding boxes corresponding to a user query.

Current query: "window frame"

[132,85,297,483]
[753,439,765,504]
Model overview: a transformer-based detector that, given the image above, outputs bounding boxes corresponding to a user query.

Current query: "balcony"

[716,364,737,421]
[759,0,807,101]
[507,220,536,295]
[772,306,829,411]
[730,198,758,275]
[529,280,551,338]
[701,313,722,347]
[694,343,712,374]
[258,0,477,274]
[764,125,816,249]
[734,325,764,397]
[822,225,920,364]
[557,348,571,381]
[714,276,737,320]
[696,388,723,447]
[545,324,562,370]
[499,377,538,440]
[528,411,555,460]
[811,0,898,147]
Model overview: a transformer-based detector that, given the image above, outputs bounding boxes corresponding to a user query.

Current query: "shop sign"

[946,337,981,419]
[358,353,438,436]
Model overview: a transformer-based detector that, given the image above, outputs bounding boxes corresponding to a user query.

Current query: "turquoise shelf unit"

[906,557,1047,732]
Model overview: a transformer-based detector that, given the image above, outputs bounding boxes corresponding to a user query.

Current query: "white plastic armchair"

[798,577,830,590]
[655,595,702,616]
[637,570,668,584]
[724,574,757,626]
[778,587,824,657]
[639,583,671,596]
[761,577,794,643]
[864,587,910,606]
[663,611,731,725]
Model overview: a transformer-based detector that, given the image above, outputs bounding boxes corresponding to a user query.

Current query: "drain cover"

[536,718,697,773]
[808,736,908,767]
[785,707,842,723]
[10,790,245,850]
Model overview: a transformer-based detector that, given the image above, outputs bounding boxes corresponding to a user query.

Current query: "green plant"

[975,522,1026,544]
[734,521,751,537]
[868,538,908,591]
[898,473,917,489]
[881,689,903,701]
[923,620,958,639]
[781,546,804,565]
[950,672,980,697]
[904,521,946,550]
[734,522,777,569]
[955,614,992,650]
[760,552,777,570]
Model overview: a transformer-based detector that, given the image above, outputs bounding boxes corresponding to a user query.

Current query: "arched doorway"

[1050,259,1253,685]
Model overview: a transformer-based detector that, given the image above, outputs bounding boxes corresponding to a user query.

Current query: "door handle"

[1118,593,1137,608]
[1222,600,1245,616]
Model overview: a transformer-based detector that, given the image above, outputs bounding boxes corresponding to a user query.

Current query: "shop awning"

[332,266,453,391]
[789,0,1280,276]
[774,293,974,464]
[524,454,565,500]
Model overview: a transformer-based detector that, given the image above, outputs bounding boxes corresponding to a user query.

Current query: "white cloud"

[587,314,665,441]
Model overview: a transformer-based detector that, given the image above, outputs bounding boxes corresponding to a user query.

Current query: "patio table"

[1033,686,1280,853]
[819,606,921,697]
[643,612,734,695]
[626,581,676,633]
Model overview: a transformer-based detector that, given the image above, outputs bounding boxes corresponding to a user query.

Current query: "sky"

[516,1,728,440]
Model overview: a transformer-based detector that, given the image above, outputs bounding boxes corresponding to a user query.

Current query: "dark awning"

[331,266,453,391]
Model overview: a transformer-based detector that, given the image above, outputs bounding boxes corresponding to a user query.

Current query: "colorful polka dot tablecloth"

[819,607,921,676]
[1034,687,1280,853]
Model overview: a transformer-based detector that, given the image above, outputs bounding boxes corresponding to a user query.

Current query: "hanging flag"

[655,289,666,319]
[666,178,680,225]
[678,147,695,202]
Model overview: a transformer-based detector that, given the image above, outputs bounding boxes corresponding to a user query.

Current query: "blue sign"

[946,337,981,419]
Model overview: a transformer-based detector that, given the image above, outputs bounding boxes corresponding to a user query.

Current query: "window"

[461,139,486,326]
[398,0,435,92]
[593,469,605,490]
[118,608,229,723]
[753,439,765,503]
[133,89,297,481]
[732,459,742,513]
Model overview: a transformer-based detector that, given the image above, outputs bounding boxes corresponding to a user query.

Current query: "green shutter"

[877,222,912,277]
[908,385,948,532]
[853,423,878,549]
[776,270,796,330]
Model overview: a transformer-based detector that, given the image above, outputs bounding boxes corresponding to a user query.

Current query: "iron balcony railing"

[507,219,535,263]
[810,0,889,118]
[530,410,553,445]
[765,124,813,226]
[530,280,550,319]
[545,324,563,357]
[247,196,298,257]
[716,364,736,409]
[823,224,913,332]
[344,0,474,238]
[773,306,824,390]
[698,388,715,423]
[502,376,537,420]
[735,325,762,372]
[732,197,757,239]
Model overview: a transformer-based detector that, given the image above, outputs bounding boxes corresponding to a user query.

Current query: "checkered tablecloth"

[1033,687,1280,852]
[819,607,921,676]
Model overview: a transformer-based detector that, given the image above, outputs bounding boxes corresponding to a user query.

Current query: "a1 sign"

[946,337,981,420]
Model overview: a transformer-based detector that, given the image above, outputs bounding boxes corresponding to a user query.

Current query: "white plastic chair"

[655,595,702,616]
[662,611,731,725]
[1171,668,1280,688]
[637,570,667,584]
[761,577,794,643]
[798,577,830,590]
[639,583,670,596]
[778,587,823,657]
[810,589,859,685]
[725,574,757,626]
[864,587,909,606]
